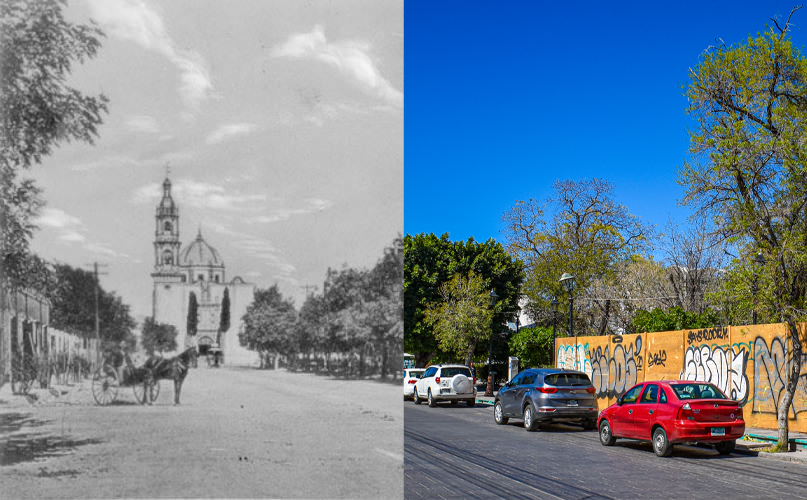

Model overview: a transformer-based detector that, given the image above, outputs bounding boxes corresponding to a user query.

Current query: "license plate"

[567,400,578,406]
[711,427,725,436]
[440,388,450,394]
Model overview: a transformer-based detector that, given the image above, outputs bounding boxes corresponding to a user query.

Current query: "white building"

[150,177,258,366]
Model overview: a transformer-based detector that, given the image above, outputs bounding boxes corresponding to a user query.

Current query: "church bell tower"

[152,178,183,279]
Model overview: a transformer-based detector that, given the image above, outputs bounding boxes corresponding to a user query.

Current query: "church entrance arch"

[197,336,215,356]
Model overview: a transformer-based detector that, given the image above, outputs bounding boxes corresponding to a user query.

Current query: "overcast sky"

[29,0,403,319]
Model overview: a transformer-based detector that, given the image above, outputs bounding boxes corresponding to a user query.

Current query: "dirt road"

[0,367,403,499]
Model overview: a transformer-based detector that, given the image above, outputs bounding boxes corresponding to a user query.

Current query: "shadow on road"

[1,411,105,466]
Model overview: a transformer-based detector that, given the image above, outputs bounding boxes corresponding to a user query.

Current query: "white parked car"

[403,368,425,400]
[413,364,476,407]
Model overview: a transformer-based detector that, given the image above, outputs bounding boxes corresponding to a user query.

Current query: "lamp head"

[550,298,559,312]
[489,290,499,306]
[559,273,576,293]
[753,253,766,266]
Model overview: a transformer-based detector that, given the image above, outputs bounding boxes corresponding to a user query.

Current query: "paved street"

[405,400,807,499]
[0,367,402,499]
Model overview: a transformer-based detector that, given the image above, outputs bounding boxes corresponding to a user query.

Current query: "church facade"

[151,178,258,366]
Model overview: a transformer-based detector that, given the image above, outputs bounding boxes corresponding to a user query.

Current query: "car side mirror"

[616,397,623,406]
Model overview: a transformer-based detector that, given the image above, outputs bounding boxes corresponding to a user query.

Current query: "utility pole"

[85,262,108,342]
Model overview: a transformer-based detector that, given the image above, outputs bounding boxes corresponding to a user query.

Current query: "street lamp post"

[559,273,576,370]
[551,298,559,367]
[485,290,498,397]
[752,253,766,325]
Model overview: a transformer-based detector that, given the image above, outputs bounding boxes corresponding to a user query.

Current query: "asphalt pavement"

[472,385,807,464]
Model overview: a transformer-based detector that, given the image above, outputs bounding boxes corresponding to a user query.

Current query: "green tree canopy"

[679,6,807,448]
[1,0,107,290]
[423,272,494,366]
[404,233,524,367]
[48,263,135,343]
[502,178,653,337]
[141,317,178,355]
[631,307,720,333]
[240,285,297,364]
[508,326,555,369]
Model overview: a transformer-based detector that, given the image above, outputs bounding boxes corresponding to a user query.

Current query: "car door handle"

[628,409,632,414]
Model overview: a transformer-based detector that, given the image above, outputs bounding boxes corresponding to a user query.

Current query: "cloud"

[249,198,333,224]
[132,179,267,212]
[206,123,258,145]
[87,0,213,110]
[273,25,402,108]
[125,115,160,133]
[35,208,128,258]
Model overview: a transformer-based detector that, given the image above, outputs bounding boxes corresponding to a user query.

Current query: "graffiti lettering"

[686,327,728,346]
[647,350,667,368]
[556,343,590,374]
[753,337,807,417]
[588,336,643,398]
[679,345,749,405]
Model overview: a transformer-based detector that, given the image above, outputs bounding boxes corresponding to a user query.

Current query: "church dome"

[180,230,223,267]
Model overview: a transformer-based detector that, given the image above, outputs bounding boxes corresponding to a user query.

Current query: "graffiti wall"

[555,323,807,432]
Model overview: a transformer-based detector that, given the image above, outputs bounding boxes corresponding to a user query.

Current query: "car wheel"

[494,401,508,425]
[653,427,673,457]
[715,440,736,455]
[466,398,475,407]
[523,404,539,432]
[582,419,597,431]
[599,420,617,446]
[413,388,422,405]
[428,389,437,407]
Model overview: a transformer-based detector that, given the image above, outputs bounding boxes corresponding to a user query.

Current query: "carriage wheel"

[133,371,158,405]
[92,366,119,405]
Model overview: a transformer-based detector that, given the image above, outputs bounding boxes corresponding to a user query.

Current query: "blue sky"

[405,1,805,246]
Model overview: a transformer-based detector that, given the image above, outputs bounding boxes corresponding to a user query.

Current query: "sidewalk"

[473,387,807,464]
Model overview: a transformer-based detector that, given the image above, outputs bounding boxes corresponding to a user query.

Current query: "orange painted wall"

[555,323,807,432]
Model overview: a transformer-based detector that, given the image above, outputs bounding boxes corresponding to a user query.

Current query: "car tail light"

[435,377,440,384]
[538,408,556,412]
[678,402,694,420]
[536,387,557,394]
[586,387,596,394]
[408,380,417,384]
[473,377,476,385]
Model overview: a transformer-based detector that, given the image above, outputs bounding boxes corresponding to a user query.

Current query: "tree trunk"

[415,351,434,368]
[776,319,803,450]
[597,299,611,336]
[464,338,479,367]
[274,353,280,371]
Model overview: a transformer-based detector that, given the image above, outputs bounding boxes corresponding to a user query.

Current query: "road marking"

[374,448,403,462]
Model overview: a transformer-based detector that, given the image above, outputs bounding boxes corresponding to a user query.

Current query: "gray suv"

[494,368,599,431]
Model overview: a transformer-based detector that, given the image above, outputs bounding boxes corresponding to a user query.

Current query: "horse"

[144,347,196,404]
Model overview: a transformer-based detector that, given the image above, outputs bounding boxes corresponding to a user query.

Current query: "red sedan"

[597,380,744,457]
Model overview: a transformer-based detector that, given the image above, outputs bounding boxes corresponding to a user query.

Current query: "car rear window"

[544,373,592,387]
[408,370,424,379]
[671,383,727,400]
[440,367,471,377]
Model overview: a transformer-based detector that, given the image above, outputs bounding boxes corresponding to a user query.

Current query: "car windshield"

[671,383,727,400]
[440,367,471,377]
[544,373,591,387]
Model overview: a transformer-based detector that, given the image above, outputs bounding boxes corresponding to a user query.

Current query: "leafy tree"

[48,263,135,343]
[679,6,807,449]
[217,287,230,344]
[240,285,297,369]
[0,0,107,290]
[423,272,495,366]
[141,317,178,355]
[404,233,524,367]
[508,326,555,369]
[632,307,720,333]
[187,292,198,338]
[502,179,653,337]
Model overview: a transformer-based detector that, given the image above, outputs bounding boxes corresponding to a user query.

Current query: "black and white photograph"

[1,0,403,498]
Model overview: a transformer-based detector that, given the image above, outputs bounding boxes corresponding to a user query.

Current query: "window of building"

[162,250,173,265]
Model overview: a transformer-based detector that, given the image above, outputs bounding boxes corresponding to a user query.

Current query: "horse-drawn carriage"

[91,359,160,405]
[91,347,195,406]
